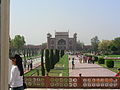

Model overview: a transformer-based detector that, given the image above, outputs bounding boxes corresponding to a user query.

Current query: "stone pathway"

[69,55,116,77]
[24,58,41,73]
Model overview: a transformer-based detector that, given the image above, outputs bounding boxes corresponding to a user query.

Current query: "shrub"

[45,49,50,75]
[98,58,105,64]
[94,56,98,61]
[41,49,45,76]
[61,50,64,57]
[106,60,114,68]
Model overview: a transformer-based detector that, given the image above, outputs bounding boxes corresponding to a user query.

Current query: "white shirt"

[9,59,12,84]
[10,65,23,87]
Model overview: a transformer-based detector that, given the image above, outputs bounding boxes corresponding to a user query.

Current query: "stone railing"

[24,76,120,89]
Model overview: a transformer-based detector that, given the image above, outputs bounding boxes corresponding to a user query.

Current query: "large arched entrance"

[57,39,66,50]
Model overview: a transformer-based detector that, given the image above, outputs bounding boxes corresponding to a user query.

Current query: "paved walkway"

[24,57,41,73]
[69,55,116,77]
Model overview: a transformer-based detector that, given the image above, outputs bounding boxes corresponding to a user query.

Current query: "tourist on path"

[30,58,33,70]
[72,57,75,69]
[92,57,95,64]
[10,54,24,90]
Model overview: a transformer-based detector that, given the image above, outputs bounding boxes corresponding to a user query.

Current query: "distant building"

[24,45,41,50]
[83,45,92,51]
[47,32,77,50]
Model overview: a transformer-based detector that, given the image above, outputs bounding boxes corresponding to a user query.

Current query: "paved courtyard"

[69,55,116,77]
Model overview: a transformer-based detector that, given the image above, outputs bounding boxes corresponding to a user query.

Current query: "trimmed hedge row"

[106,60,114,68]
[98,58,105,64]
[97,57,114,68]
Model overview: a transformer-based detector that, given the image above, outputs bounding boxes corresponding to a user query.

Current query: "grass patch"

[49,55,69,76]
[99,55,120,57]
[96,61,120,73]
[106,55,120,57]
[24,55,69,76]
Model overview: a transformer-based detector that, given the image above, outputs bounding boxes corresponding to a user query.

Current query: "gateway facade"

[47,32,77,50]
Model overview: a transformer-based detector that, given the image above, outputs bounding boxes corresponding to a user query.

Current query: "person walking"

[30,58,33,70]
[10,54,24,90]
[92,57,95,64]
[72,57,75,69]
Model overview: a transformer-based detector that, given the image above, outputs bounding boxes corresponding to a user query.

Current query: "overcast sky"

[10,0,120,45]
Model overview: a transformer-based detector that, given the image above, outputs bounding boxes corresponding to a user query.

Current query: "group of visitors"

[23,58,33,72]
[78,54,95,64]
[69,53,120,77]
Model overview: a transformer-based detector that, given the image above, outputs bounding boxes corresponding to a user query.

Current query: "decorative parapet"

[24,76,120,89]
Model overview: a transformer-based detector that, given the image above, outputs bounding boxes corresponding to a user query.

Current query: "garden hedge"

[106,60,114,68]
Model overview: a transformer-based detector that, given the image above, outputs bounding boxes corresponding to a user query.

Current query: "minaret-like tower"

[47,33,52,49]
[74,33,77,51]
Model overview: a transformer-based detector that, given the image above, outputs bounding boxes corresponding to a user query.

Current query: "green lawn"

[96,60,120,73]
[50,55,69,76]
[24,54,69,76]
[106,55,120,57]
[99,55,120,57]
[96,54,120,73]
[24,68,38,76]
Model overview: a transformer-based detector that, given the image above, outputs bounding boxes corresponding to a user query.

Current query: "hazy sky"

[10,0,120,45]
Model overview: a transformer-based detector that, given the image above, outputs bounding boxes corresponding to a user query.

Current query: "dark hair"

[14,54,24,76]
[118,68,120,71]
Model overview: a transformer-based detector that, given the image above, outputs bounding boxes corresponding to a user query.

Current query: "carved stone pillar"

[0,0,10,90]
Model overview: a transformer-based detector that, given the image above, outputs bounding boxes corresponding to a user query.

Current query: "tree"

[41,42,47,49]
[109,37,120,54]
[91,36,100,54]
[57,50,60,62]
[45,49,50,75]
[41,49,45,76]
[12,35,26,54]
[76,40,84,51]
[113,37,120,50]
[98,40,111,54]
[61,50,64,57]
[50,49,55,69]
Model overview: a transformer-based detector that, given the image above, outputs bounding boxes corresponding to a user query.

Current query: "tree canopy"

[11,35,26,49]
[91,36,100,53]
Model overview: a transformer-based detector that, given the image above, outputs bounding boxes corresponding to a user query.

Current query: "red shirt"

[115,72,120,77]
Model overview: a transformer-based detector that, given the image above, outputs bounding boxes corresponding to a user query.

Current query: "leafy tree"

[113,37,120,51]
[76,40,84,51]
[41,42,47,49]
[61,50,64,57]
[41,49,45,76]
[91,36,100,54]
[110,45,118,51]
[108,37,120,54]
[57,50,60,62]
[45,49,50,75]
[12,35,26,54]
[50,49,55,69]
[98,40,111,54]
[12,35,25,48]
